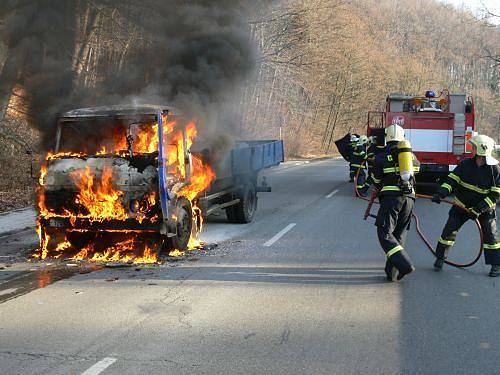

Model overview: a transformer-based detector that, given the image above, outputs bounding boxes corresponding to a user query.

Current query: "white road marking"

[326,189,339,198]
[264,223,296,247]
[81,357,117,375]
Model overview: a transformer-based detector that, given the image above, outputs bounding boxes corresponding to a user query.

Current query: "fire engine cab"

[367,90,476,183]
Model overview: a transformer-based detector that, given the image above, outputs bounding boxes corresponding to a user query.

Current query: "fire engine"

[367,90,476,183]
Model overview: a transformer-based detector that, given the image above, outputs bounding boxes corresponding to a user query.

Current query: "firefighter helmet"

[350,134,360,143]
[469,135,498,165]
[385,124,405,143]
[359,135,368,145]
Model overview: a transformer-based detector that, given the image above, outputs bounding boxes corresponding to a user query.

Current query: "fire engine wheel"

[228,183,257,224]
[164,197,193,252]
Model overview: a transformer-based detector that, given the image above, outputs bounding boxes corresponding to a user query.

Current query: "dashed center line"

[81,357,117,375]
[264,223,297,247]
[326,189,339,198]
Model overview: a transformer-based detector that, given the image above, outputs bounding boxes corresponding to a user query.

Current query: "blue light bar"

[425,90,436,98]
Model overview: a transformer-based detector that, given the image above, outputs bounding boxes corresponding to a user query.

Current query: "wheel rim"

[177,206,192,243]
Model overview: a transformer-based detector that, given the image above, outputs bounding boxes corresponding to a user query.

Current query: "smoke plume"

[1,0,259,150]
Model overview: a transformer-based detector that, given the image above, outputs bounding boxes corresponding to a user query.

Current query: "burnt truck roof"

[58,105,179,120]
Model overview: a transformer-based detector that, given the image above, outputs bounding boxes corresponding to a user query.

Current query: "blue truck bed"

[231,140,284,174]
[200,139,283,198]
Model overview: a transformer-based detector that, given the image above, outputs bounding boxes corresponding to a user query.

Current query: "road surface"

[0,158,498,374]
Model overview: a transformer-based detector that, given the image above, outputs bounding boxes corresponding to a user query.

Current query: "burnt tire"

[163,197,193,252]
[231,183,257,224]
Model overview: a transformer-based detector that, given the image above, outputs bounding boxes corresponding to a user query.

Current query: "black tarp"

[335,133,358,162]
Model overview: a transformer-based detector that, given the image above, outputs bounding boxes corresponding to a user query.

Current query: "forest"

[0,0,498,210]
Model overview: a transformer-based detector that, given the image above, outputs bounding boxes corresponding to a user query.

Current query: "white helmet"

[469,134,498,165]
[358,135,368,145]
[385,124,405,143]
[350,134,360,143]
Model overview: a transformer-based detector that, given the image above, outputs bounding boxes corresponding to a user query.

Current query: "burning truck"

[36,105,284,263]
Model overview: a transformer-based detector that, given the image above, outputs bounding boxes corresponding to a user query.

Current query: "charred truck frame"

[38,105,284,257]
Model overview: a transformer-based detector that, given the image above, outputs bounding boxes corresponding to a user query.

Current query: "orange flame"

[179,155,216,201]
[37,118,215,263]
[71,238,158,264]
[71,166,128,222]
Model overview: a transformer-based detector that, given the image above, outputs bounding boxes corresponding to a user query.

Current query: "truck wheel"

[231,183,257,224]
[163,197,193,252]
[226,206,237,223]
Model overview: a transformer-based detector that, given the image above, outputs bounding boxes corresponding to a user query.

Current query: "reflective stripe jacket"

[371,143,420,197]
[348,143,366,169]
[438,157,500,215]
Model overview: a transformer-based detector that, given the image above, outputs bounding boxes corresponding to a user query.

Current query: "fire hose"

[355,161,484,268]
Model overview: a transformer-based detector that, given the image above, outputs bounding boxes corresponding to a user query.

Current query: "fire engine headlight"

[130,199,141,213]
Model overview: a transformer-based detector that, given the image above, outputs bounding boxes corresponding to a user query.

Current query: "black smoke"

[1,0,259,150]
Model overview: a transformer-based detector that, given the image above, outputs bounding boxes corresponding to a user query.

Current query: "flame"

[135,123,159,153]
[188,204,204,249]
[168,249,185,257]
[179,154,216,201]
[71,166,128,222]
[37,117,215,263]
[71,238,158,264]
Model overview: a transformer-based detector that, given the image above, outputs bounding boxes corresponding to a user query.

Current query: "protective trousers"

[376,195,414,273]
[350,165,368,192]
[435,206,499,265]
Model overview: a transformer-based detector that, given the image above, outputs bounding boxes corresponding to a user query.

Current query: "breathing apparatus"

[385,124,415,194]
[397,140,415,194]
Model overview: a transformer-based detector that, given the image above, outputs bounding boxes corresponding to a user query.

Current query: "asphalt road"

[0,158,498,374]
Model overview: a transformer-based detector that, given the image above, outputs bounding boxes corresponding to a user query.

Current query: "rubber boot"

[384,260,398,282]
[433,248,445,271]
[434,258,444,271]
[489,265,500,277]
[390,250,414,281]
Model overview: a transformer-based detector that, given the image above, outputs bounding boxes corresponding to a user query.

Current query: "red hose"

[354,160,483,268]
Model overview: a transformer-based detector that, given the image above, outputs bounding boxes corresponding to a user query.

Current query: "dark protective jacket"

[437,157,500,216]
[348,143,367,169]
[371,142,420,197]
[367,144,386,160]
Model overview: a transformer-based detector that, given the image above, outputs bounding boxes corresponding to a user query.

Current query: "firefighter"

[371,124,420,281]
[347,134,360,182]
[432,134,500,277]
[366,136,384,186]
[348,135,369,196]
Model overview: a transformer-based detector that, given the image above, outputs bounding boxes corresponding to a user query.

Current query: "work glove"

[431,194,441,204]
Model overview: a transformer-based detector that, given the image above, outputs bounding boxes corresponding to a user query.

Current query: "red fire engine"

[367,90,476,182]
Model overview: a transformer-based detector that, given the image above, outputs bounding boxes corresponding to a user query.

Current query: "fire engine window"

[389,100,404,112]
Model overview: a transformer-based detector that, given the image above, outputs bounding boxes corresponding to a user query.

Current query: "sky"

[439,0,500,20]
